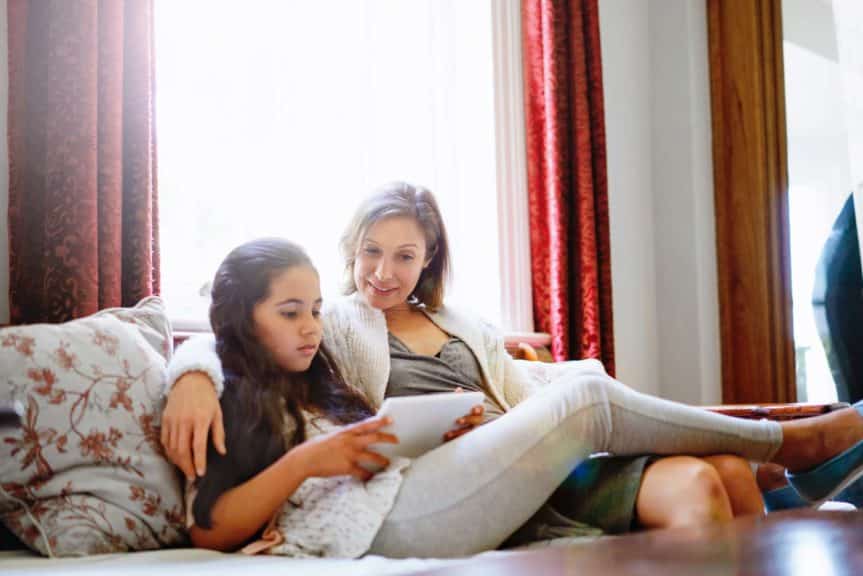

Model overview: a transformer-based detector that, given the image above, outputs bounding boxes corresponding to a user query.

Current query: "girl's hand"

[161,371,227,480]
[292,416,399,482]
[444,388,485,441]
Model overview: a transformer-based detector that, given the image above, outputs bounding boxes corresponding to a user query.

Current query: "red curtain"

[522,0,614,372]
[7,0,159,324]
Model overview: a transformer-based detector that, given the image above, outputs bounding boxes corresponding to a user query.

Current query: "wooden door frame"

[707,0,796,403]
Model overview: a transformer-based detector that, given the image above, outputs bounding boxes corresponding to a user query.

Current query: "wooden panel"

[707,0,795,403]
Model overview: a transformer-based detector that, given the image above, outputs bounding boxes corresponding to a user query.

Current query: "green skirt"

[552,453,654,534]
[504,454,652,547]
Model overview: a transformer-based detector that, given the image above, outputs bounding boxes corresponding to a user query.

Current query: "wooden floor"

[414,510,863,576]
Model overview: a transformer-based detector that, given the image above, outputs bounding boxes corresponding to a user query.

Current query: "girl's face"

[353,216,429,311]
[253,265,323,372]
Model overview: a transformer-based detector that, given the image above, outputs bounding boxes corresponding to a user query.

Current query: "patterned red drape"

[7,0,159,324]
[522,0,614,371]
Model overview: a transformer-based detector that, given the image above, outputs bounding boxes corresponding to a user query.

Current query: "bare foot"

[773,407,863,472]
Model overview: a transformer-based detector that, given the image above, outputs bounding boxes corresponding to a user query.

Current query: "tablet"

[369,391,484,462]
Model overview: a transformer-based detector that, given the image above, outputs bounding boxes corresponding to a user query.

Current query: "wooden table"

[413,510,863,576]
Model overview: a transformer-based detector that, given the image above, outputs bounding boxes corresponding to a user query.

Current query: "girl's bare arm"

[189,417,397,551]
[188,448,308,551]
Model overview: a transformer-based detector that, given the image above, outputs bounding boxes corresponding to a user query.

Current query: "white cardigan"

[166,294,572,410]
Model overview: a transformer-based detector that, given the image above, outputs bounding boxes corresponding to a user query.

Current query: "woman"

[163,183,863,555]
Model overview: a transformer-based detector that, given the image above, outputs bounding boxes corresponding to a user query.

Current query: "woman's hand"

[160,371,226,480]
[292,416,399,482]
[444,403,485,442]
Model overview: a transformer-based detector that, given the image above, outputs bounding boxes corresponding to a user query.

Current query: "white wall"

[600,0,659,397]
[601,0,721,403]
[648,0,721,405]
[1,0,9,325]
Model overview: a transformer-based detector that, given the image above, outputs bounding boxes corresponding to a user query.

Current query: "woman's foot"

[773,405,863,472]
[769,403,863,504]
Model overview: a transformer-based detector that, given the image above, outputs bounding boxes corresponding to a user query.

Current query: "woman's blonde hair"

[340,182,451,310]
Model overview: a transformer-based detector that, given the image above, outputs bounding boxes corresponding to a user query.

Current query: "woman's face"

[253,265,323,372]
[353,216,429,311]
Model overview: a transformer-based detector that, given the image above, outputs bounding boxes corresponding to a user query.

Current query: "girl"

[187,238,401,554]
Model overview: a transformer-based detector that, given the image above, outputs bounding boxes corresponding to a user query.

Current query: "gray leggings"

[368,366,782,558]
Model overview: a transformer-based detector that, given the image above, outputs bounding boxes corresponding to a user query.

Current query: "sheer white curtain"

[155,0,502,328]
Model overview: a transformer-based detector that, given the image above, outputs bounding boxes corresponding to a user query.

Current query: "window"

[155,0,531,331]
[783,0,863,402]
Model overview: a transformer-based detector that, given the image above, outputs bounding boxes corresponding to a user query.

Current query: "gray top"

[385,333,504,423]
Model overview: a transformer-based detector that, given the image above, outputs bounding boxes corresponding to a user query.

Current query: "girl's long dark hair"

[192,238,373,529]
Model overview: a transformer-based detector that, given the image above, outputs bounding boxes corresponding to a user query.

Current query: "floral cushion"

[0,296,185,556]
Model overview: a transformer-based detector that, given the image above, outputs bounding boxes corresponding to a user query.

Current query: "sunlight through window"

[155,0,503,329]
